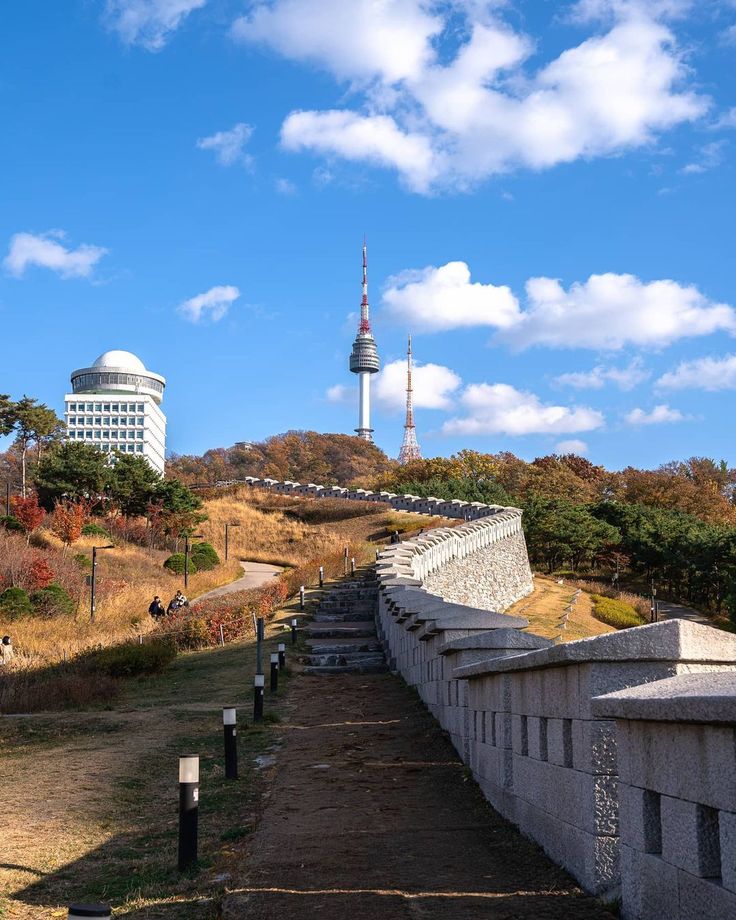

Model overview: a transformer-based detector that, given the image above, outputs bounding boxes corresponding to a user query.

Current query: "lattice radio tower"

[398,335,422,464]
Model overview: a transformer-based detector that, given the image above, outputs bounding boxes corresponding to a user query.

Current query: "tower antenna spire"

[398,334,422,464]
[349,239,380,441]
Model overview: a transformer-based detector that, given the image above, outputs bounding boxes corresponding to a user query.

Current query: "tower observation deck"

[349,242,380,440]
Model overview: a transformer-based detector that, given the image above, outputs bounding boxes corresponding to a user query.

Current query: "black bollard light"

[256,617,265,674]
[299,585,305,610]
[291,617,298,646]
[343,546,349,575]
[270,652,279,693]
[68,905,111,919]
[253,673,264,722]
[178,755,199,872]
[278,641,286,669]
[319,565,324,588]
[223,707,238,780]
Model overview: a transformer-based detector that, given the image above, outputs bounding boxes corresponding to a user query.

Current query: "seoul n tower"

[349,240,380,440]
[398,335,422,464]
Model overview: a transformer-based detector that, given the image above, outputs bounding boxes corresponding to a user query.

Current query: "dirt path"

[194,560,281,603]
[223,673,616,920]
[657,598,712,626]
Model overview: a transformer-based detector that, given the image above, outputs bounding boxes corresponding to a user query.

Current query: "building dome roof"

[92,350,147,372]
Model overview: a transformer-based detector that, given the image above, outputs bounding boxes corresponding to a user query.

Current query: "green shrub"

[163,552,197,576]
[551,569,577,579]
[191,541,220,571]
[30,583,75,618]
[591,594,647,630]
[81,522,109,537]
[73,553,92,570]
[0,586,32,618]
[81,639,177,678]
[0,515,23,532]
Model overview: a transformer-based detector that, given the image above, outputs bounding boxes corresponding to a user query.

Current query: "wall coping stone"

[451,620,736,681]
[593,672,736,723]
[438,630,553,655]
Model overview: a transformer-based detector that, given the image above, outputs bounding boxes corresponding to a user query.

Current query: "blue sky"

[1,0,735,469]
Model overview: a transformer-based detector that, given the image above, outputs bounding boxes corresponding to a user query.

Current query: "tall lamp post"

[183,533,204,591]
[91,544,115,622]
[224,523,240,562]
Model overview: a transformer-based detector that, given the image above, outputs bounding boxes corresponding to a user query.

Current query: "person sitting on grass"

[0,635,14,665]
[167,591,189,615]
[148,596,165,620]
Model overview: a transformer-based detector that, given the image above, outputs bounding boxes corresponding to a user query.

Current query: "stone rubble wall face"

[423,530,533,612]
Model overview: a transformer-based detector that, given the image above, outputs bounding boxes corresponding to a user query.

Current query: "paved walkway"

[194,560,281,603]
[658,599,712,626]
[223,673,616,920]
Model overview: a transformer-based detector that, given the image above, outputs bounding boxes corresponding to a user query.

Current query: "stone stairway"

[302,571,387,674]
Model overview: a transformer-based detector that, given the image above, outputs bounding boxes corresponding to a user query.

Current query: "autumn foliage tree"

[51,499,91,549]
[10,494,46,541]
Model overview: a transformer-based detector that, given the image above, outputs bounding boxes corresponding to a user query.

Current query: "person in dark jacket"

[148,596,165,619]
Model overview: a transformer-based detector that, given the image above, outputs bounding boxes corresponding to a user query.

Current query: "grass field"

[506,574,614,642]
[0,595,310,919]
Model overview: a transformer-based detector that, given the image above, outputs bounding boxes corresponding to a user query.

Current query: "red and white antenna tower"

[398,334,422,464]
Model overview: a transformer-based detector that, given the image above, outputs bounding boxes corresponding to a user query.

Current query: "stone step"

[314,612,375,623]
[304,652,386,668]
[306,622,377,639]
[306,640,382,654]
[303,661,388,675]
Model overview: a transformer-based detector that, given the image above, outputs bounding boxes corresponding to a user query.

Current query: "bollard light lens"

[68,905,111,919]
[270,653,279,664]
[278,643,285,652]
[254,674,265,688]
[291,618,297,627]
[223,707,237,726]
[179,755,199,784]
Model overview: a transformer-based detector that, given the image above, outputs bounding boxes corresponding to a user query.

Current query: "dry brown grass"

[506,574,614,642]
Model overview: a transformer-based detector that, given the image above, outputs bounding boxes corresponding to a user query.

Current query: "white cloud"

[681,140,727,174]
[197,123,254,167]
[554,358,650,390]
[234,1,708,192]
[4,231,107,279]
[177,285,240,323]
[326,383,353,404]
[382,262,520,331]
[443,383,604,436]
[104,0,206,51]
[232,0,442,83]
[555,439,589,455]
[374,358,462,411]
[624,404,686,425]
[656,354,736,391]
[275,177,297,195]
[281,111,440,194]
[710,107,736,130]
[505,273,736,350]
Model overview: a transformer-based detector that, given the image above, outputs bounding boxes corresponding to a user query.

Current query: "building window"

[94,417,102,426]
[94,403,101,411]
[94,431,101,439]
[136,445,143,453]
[103,403,110,412]
[136,431,143,439]
[85,431,93,439]
[111,404,119,411]
[137,403,144,412]
[103,417,110,426]
[86,402,93,411]
[111,431,118,439]
[137,416,144,425]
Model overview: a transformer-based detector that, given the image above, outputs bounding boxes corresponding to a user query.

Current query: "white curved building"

[64,350,167,474]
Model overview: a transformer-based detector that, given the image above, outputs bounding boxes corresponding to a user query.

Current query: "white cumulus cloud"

[443,383,604,436]
[624,404,686,425]
[105,0,206,51]
[656,354,736,391]
[234,1,708,192]
[178,285,240,323]
[325,383,353,404]
[555,439,589,455]
[4,231,107,279]
[554,358,650,390]
[382,262,520,332]
[197,123,254,167]
[505,273,736,350]
[374,358,462,411]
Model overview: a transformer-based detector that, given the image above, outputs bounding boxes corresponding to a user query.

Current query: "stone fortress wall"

[236,475,736,919]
